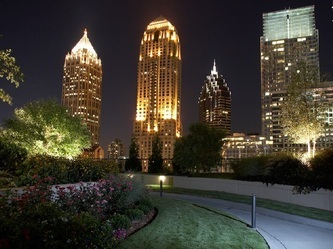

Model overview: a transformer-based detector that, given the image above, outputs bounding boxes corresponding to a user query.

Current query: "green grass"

[148,185,333,223]
[118,197,268,249]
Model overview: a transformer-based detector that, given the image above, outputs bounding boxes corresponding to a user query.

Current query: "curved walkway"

[150,192,333,249]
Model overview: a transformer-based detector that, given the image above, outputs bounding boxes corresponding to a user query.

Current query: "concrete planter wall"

[131,174,333,211]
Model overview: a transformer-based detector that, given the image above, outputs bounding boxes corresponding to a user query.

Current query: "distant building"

[260,6,319,152]
[107,138,125,161]
[81,145,104,159]
[133,16,182,171]
[198,60,231,135]
[222,133,273,171]
[61,29,103,148]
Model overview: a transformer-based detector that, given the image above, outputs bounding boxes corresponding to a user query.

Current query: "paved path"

[151,192,333,249]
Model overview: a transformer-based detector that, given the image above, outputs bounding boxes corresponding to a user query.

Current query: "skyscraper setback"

[61,29,103,146]
[198,61,231,135]
[260,6,319,151]
[133,16,182,171]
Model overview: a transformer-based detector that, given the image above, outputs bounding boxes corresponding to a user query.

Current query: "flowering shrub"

[0,174,153,248]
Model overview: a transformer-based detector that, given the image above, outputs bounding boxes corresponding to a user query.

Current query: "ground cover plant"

[118,197,268,249]
[0,175,153,248]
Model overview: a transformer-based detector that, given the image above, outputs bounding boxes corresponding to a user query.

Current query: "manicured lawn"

[148,185,333,223]
[118,197,268,249]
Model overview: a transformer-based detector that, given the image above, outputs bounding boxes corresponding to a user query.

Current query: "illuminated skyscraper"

[260,6,319,151]
[61,29,103,146]
[198,61,231,135]
[133,16,182,171]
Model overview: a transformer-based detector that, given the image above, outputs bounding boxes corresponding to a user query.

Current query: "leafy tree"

[148,135,163,174]
[173,123,225,174]
[0,43,24,104]
[281,62,326,159]
[125,136,142,172]
[0,139,27,172]
[1,99,90,159]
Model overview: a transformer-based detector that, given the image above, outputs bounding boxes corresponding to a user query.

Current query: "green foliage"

[173,123,225,174]
[125,136,142,172]
[1,99,91,159]
[0,45,24,105]
[148,134,164,174]
[55,175,150,218]
[230,155,270,180]
[0,139,27,172]
[111,214,131,229]
[310,149,333,191]
[135,197,154,215]
[264,154,309,187]
[125,208,144,221]
[0,174,151,248]
[12,156,119,187]
[280,61,325,158]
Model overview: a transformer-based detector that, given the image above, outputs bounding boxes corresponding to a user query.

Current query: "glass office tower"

[260,6,319,151]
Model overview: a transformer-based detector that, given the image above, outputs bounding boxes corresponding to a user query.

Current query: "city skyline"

[1,0,332,153]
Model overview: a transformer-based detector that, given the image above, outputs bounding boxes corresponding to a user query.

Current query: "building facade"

[198,61,231,135]
[107,138,125,161]
[260,6,319,151]
[222,133,273,171]
[133,16,182,171]
[61,29,103,146]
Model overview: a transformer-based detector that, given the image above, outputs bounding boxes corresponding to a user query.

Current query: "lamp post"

[159,175,165,197]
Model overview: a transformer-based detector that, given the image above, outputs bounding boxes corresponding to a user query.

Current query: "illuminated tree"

[1,99,91,159]
[0,43,24,104]
[173,123,225,173]
[125,136,142,172]
[148,135,163,174]
[281,62,326,159]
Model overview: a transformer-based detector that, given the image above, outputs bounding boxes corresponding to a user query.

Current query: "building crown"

[147,15,175,31]
[72,29,98,57]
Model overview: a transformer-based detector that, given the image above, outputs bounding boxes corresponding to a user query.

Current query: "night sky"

[1,0,332,154]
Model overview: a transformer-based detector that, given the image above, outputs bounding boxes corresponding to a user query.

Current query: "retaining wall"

[131,174,333,211]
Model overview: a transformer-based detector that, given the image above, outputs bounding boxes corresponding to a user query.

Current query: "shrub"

[137,197,154,210]
[0,174,151,248]
[310,149,333,191]
[54,175,150,219]
[110,214,131,229]
[13,156,119,187]
[264,154,309,187]
[230,155,270,180]
[125,208,144,221]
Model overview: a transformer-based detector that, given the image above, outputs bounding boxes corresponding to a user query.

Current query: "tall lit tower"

[198,60,231,135]
[260,6,319,151]
[134,16,182,171]
[61,29,102,146]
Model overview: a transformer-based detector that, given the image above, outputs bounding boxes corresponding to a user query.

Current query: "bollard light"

[251,194,256,228]
[159,175,165,197]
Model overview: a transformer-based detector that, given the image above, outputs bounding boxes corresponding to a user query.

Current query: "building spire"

[211,59,218,75]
